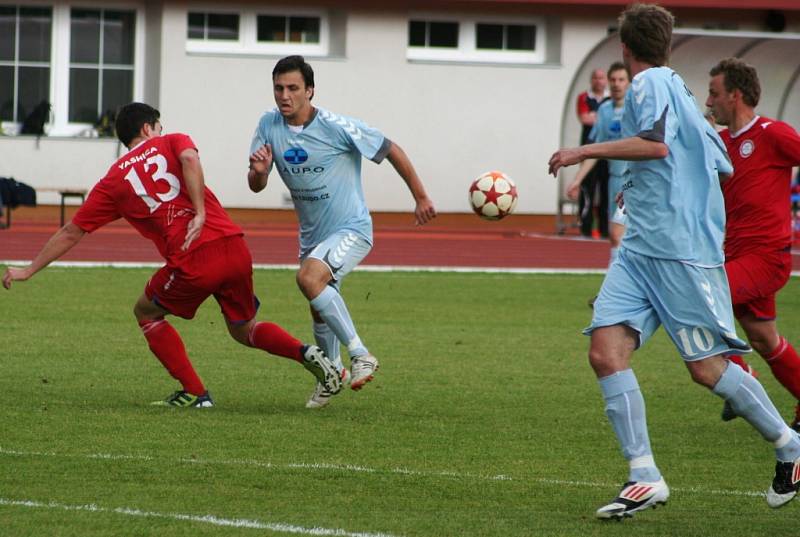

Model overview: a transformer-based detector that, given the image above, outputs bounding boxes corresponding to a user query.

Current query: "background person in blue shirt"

[566,61,630,269]
[248,55,436,409]
[549,3,800,520]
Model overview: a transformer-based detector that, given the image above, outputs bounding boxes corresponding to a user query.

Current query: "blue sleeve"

[630,72,677,145]
[249,112,272,156]
[321,110,389,163]
[705,123,733,177]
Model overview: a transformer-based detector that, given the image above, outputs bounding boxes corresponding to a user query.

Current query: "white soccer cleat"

[350,354,379,391]
[596,478,669,520]
[767,456,800,508]
[306,368,351,409]
[301,345,341,396]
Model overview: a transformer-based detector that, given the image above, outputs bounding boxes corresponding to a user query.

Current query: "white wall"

[156,6,606,214]
[0,4,606,213]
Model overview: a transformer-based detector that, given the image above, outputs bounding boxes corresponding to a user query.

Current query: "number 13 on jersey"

[123,153,181,213]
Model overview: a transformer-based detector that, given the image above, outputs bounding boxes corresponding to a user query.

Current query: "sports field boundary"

[4,260,800,278]
[0,497,400,537]
[0,446,765,500]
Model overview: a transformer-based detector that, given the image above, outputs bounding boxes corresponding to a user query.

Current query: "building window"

[185,9,330,56]
[69,8,135,123]
[0,5,52,123]
[187,11,239,41]
[408,20,458,48]
[407,15,546,64]
[476,23,536,51]
[257,15,320,44]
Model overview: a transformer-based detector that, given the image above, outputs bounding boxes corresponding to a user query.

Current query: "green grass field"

[1,267,799,536]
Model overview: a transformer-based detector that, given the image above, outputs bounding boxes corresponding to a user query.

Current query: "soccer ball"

[468,171,518,220]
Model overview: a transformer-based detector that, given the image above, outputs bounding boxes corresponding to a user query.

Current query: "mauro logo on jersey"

[283,147,308,164]
[281,146,324,175]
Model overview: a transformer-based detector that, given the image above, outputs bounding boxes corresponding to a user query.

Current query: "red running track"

[2,209,798,271]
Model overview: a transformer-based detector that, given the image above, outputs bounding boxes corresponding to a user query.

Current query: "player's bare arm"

[179,148,206,251]
[565,158,599,200]
[3,222,86,289]
[549,136,668,176]
[386,142,437,225]
[248,144,273,193]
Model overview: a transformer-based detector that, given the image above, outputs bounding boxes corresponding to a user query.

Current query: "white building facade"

[1,0,799,213]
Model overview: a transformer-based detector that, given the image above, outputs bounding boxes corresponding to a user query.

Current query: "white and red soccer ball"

[468,171,518,220]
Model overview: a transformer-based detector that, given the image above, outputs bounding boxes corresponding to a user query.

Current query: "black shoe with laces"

[151,390,214,408]
[767,457,800,508]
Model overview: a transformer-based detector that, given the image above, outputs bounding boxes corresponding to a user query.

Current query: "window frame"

[0,1,145,137]
[406,13,546,65]
[185,6,329,57]
[0,4,53,125]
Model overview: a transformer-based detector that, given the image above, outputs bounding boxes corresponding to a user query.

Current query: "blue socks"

[599,369,661,482]
[313,321,343,373]
[713,361,800,462]
[309,286,368,358]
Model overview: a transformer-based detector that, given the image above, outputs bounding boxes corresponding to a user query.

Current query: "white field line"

[0,446,763,499]
[0,498,398,537]
[4,260,800,277]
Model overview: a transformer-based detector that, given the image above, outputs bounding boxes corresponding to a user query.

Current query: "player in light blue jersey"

[566,61,630,271]
[248,56,437,409]
[549,3,800,519]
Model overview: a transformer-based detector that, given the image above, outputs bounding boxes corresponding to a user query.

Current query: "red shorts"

[725,249,791,321]
[145,235,257,322]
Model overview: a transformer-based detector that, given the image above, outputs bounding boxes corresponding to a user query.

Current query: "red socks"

[726,354,757,376]
[764,337,800,400]
[139,319,205,395]
[248,322,303,362]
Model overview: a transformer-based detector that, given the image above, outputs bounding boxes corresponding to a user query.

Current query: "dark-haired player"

[3,102,341,407]
[248,55,437,408]
[706,58,800,429]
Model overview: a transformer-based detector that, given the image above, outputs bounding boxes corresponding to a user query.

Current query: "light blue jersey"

[250,107,391,256]
[621,67,732,266]
[590,98,628,219]
[590,99,627,180]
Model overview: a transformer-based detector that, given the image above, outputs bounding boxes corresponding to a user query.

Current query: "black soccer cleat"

[767,457,800,508]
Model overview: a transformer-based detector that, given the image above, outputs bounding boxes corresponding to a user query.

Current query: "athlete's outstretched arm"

[549,137,668,177]
[179,148,206,251]
[248,144,273,193]
[565,158,599,200]
[2,222,86,289]
[386,142,437,225]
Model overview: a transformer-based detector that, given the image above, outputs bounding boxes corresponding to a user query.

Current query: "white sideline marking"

[0,259,605,274]
[4,260,800,277]
[0,447,762,498]
[0,498,398,537]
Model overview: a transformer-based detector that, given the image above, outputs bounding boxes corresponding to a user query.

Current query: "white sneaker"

[596,478,669,520]
[350,354,379,391]
[306,368,351,409]
[301,345,341,396]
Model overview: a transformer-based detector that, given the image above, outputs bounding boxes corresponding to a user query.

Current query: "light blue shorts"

[302,231,372,290]
[585,248,750,361]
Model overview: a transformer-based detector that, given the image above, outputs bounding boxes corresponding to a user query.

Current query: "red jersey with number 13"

[72,133,242,266]
[720,116,800,259]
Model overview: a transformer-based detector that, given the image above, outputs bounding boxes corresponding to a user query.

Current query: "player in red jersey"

[706,58,800,428]
[2,102,341,407]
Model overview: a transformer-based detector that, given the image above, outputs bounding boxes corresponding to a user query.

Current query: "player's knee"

[227,319,252,346]
[588,346,613,376]
[296,267,328,299]
[686,360,722,388]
